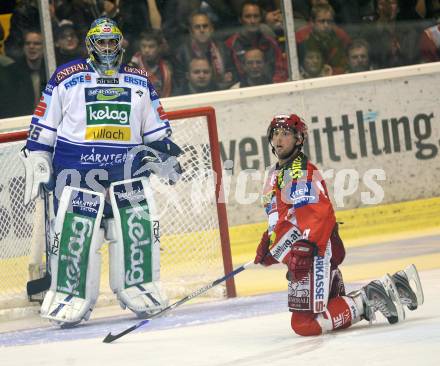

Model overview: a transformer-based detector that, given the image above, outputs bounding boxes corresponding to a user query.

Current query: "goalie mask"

[267,114,308,157]
[86,17,123,75]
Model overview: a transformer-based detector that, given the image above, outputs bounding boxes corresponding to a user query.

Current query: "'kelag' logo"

[57,214,94,298]
[86,103,131,125]
[124,206,152,287]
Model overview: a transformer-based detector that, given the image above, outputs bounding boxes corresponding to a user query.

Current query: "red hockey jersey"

[262,153,336,259]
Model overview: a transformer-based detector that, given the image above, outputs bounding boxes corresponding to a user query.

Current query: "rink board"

[0,229,224,297]
[1,196,439,299]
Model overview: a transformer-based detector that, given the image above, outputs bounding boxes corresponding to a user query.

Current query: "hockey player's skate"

[360,274,405,324]
[392,264,424,311]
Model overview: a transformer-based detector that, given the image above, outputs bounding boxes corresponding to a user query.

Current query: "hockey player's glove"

[142,139,183,185]
[19,147,54,205]
[254,230,278,266]
[288,240,318,282]
[142,150,182,185]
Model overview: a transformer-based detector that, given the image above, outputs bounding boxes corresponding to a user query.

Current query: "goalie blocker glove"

[141,138,183,184]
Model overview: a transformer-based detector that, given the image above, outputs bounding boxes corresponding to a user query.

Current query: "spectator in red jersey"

[130,31,174,97]
[225,1,288,83]
[295,4,351,74]
[230,48,272,88]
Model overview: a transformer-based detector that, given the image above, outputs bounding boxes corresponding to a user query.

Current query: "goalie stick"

[103,260,254,343]
[26,190,51,298]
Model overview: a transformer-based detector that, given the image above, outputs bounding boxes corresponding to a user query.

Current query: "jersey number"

[28,125,42,141]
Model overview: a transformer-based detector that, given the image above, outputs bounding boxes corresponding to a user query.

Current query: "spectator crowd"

[0,0,439,118]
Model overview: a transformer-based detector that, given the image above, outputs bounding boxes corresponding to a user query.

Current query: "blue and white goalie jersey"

[26,59,172,172]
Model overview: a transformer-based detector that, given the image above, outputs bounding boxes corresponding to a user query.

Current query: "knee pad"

[291,311,322,336]
[40,186,104,326]
[107,177,168,317]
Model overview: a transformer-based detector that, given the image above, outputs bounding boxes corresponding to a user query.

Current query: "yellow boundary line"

[231,197,440,295]
[235,252,440,297]
[230,197,440,263]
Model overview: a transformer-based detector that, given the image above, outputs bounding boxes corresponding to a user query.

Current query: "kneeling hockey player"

[255,114,424,336]
[20,18,182,326]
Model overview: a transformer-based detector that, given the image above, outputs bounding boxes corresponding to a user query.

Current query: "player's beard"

[276,144,297,161]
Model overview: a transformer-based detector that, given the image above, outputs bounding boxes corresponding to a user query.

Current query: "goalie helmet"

[86,17,123,75]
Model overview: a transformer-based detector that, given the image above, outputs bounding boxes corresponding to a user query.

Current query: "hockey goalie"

[19,17,182,327]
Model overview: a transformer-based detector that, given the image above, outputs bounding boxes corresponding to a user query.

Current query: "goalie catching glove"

[141,138,183,185]
[19,147,54,205]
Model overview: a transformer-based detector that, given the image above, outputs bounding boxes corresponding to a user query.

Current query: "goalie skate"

[362,274,405,324]
[392,264,424,311]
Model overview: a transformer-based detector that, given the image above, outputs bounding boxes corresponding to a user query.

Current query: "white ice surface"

[1,269,439,366]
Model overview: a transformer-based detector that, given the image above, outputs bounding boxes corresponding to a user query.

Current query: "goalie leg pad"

[107,177,168,316]
[40,186,104,326]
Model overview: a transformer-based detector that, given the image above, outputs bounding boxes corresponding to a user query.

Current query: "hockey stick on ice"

[26,190,51,297]
[103,260,254,343]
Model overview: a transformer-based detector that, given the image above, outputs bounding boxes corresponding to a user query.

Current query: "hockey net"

[0,106,234,317]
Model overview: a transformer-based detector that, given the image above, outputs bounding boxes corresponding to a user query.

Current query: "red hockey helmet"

[267,114,308,141]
